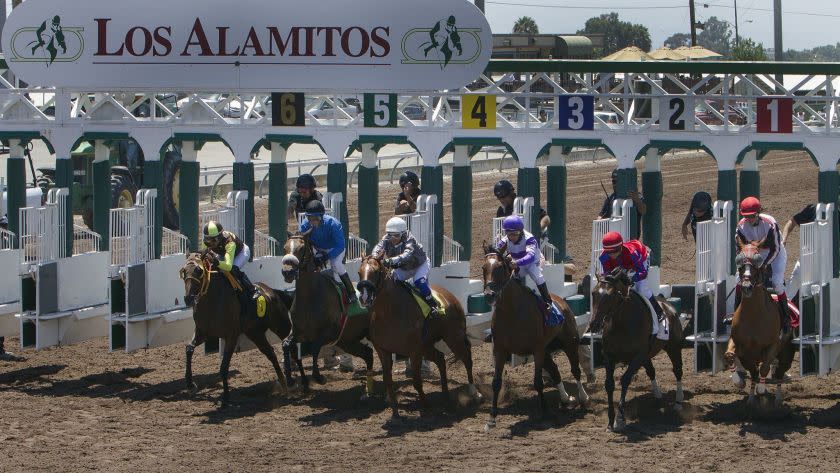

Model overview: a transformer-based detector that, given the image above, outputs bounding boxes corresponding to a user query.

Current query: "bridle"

[736,241,767,296]
[482,250,514,302]
[179,255,214,305]
[357,255,390,307]
[590,271,631,332]
[283,233,316,281]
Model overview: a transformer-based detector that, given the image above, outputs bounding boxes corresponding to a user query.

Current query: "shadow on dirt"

[703,396,809,440]
[0,364,67,385]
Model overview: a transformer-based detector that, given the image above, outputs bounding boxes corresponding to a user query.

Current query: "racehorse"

[180,251,291,408]
[590,268,684,432]
[281,232,375,398]
[481,244,589,430]
[724,240,796,406]
[356,255,479,418]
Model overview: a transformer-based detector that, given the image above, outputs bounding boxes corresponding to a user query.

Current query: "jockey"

[395,171,422,215]
[599,231,668,340]
[734,196,790,332]
[495,215,554,309]
[372,217,442,316]
[202,220,258,320]
[299,200,358,304]
[287,174,323,222]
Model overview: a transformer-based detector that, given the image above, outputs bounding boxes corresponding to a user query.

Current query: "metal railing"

[695,200,733,295]
[800,203,834,290]
[161,227,190,258]
[253,229,280,259]
[0,228,14,251]
[492,196,534,245]
[72,225,102,255]
[541,240,558,265]
[397,194,437,265]
[589,200,632,277]
[442,235,462,265]
[347,233,367,262]
[109,206,148,266]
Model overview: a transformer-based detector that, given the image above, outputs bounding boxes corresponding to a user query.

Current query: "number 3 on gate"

[462,94,496,129]
[757,97,793,133]
[558,95,594,131]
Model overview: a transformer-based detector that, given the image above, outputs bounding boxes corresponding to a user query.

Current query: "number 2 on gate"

[462,94,496,129]
[659,96,694,131]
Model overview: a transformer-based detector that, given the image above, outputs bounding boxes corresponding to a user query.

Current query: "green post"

[739,170,760,202]
[718,169,738,275]
[421,165,443,266]
[642,170,663,266]
[517,167,541,239]
[55,158,74,256]
[179,160,200,252]
[327,162,349,240]
[546,163,567,262]
[6,153,26,249]
[357,162,379,252]
[818,170,840,277]
[92,142,111,251]
[144,159,163,259]
[233,162,255,258]
[614,167,639,238]
[451,165,472,261]
[268,161,288,248]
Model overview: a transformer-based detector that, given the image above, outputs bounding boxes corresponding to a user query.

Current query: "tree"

[664,33,691,49]
[696,16,732,56]
[513,16,539,35]
[730,38,767,61]
[578,13,651,56]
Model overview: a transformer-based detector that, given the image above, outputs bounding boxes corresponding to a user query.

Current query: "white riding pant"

[393,259,430,283]
[631,278,653,300]
[515,260,545,286]
[233,244,251,269]
[316,249,347,275]
[787,260,801,297]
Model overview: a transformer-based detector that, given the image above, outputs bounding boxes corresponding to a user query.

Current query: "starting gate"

[18,188,110,350]
[688,200,734,373]
[797,203,840,375]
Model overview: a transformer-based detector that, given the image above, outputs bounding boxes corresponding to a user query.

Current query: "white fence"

[109,189,156,267]
[72,225,102,256]
[442,235,463,264]
[19,188,71,266]
[397,194,437,264]
[491,196,534,245]
[589,198,633,277]
[253,229,280,259]
[347,233,368,262]
[0,227,14,251]
[200,190,247,243]
[161,227,190,258]
[695,200,733,296]
[799,203,834,290]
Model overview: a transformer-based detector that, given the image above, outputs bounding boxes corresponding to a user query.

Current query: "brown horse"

[481,244,589,430]
[356,255,479,418]
[180,251,291,408]
[281,232,375,398]
[724,241,795,406]
[590,268,684,432]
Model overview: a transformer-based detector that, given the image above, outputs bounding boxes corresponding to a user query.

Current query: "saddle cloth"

[636,292,668,339]
[770,294,801,329]
[222,271,267,317]
[399,281,446,319]
[526,289,565,328]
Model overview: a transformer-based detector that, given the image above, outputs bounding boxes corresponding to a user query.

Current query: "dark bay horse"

[590,269,684,432]
[481,244,589,430]
[180,251,291,407]
[281,232,375,398]
[724,241,795,406]
[356,255,479,418]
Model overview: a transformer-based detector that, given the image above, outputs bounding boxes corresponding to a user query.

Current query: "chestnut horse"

[281,232,375,398]
[590,268,684,432]
[356,255,479,418]
[724,240,796,406]
[481,244,589,430]
[180,251,291,408]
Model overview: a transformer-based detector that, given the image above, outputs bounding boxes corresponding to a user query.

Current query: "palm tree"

[513,16,539,35]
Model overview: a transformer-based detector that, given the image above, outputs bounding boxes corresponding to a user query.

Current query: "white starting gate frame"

[17,188,110,350]
[108,189,193,352]
[796,203,840,376]
[687,200,735,373]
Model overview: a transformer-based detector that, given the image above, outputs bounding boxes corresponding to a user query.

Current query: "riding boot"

[648,295,665,321]
[777,292,791,334]
[231,267,255,327]
[232,266,257,299]
[724,286,741,326]
[536,282,553,310]
[339,273,358,303]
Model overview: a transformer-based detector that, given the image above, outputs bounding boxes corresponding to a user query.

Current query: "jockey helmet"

[202,220,224,246]
[398,170,420,188]
[493,180,514,198]
[447,15,456,26]
[385,217,407,235]
[502,215,524,232]
[304,200,325,217]
[691,191,712,212]
[602,231,623,251]
[739,196,761,216]
[296,174,317,190]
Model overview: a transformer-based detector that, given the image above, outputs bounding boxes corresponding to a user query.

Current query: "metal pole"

[773,0,783,61]
[734,0,740,47]
[475,0,484,13]
[689,0,698,46]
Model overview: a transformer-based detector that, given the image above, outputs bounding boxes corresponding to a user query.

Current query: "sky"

[483,0,839,51]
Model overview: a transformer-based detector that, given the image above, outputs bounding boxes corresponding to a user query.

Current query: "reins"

[180,256,215,301]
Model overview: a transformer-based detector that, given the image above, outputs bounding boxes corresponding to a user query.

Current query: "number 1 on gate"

[757,97,793,133]
[462,94,496,129]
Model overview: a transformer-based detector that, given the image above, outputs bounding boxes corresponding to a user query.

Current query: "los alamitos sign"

[1,0,492,92]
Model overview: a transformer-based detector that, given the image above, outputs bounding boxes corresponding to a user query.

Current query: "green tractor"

[34,140,182,230]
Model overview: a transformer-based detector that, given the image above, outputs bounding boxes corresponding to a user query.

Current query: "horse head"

[179,251,212,307]
[589,268,631,333]
[481,241,512,305]
[282,229,314,283]
[356,254,387,308]
[735,239,767,298]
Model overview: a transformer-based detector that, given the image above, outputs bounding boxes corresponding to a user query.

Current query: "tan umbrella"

[602,46,653,61]
[649,47,687,60]
[673,45,723,60]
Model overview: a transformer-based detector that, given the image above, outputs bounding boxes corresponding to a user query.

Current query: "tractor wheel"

[82,204,94,230]
[162,151,181,230]
[111,175,135,209]
[35,173,54,204]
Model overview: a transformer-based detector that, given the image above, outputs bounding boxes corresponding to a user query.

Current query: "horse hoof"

[731,371,746,390]
[612,418,626,432]
[723,352,735,365]
[272,381,286,395]
[186,381,198,393]
[485,418,497,431]
[756,383,767,395]
[673,402,683,412]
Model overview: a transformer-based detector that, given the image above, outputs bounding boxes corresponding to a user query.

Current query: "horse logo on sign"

[8,16,84,66]
[401,15,484,70]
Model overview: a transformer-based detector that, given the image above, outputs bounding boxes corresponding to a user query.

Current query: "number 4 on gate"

[462,94,496,129]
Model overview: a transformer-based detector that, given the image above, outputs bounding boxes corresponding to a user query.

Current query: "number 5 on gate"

[462,94,496,129]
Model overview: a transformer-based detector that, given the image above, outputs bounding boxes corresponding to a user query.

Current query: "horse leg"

[616,353,647,431]
[219,339,237,408]
[283,336,309,392]
[665,344,685,406]
[543,352,569,406]
[604,357,617,432]
[376,347,399,418]
[246,329,288,396]
[424,345,449,405]
[643,359,662,399]
[310,340,327,385]
[747,365,760,406]
[532,349,547,419]
[445,329,480,401]
[340,339,376,401]
[408,352,427,410]
[757,345,780,396]
[486,348,507,430]
[185,331,206,392]
[563,343,589,405]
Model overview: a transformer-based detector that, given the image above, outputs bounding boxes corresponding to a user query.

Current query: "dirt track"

[2,151,838,472]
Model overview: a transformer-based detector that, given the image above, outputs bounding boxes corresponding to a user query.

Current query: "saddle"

[219,267,267,318]
[319,269,366,326]
[770,293,801,329]
[525,288,565,328]
[397,280,446,319]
